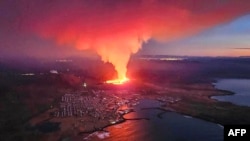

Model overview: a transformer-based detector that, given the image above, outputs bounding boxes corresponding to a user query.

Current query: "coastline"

[166,80,250,125]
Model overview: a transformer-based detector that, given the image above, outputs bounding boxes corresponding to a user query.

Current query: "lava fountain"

[96,36,146,85]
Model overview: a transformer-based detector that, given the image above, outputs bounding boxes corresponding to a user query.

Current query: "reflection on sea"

[86,99,223,141]
[213,79,250,107]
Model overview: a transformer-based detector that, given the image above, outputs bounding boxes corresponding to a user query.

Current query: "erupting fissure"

[96,37,147,85]
[106,77,129,85]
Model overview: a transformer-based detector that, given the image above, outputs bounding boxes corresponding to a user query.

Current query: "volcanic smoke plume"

[19,0,250,81]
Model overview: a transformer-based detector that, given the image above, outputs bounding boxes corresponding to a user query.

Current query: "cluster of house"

[53,91,138,122]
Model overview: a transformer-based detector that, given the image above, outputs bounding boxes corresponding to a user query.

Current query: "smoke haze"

[4,0,250,79]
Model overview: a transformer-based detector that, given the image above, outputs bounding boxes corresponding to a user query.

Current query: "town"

[53,90,141,124]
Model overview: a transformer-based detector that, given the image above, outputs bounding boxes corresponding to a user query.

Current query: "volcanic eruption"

[18,0,250,84]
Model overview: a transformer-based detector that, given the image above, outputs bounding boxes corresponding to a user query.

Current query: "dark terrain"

[1,55,250,141]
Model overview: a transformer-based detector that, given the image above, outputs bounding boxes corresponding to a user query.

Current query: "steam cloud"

[19,0,250,80]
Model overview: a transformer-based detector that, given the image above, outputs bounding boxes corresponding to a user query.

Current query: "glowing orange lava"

[106,77,129,85]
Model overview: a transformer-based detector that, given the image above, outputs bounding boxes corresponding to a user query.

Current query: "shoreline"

[79,97,226,140]
[167,81,250,125]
